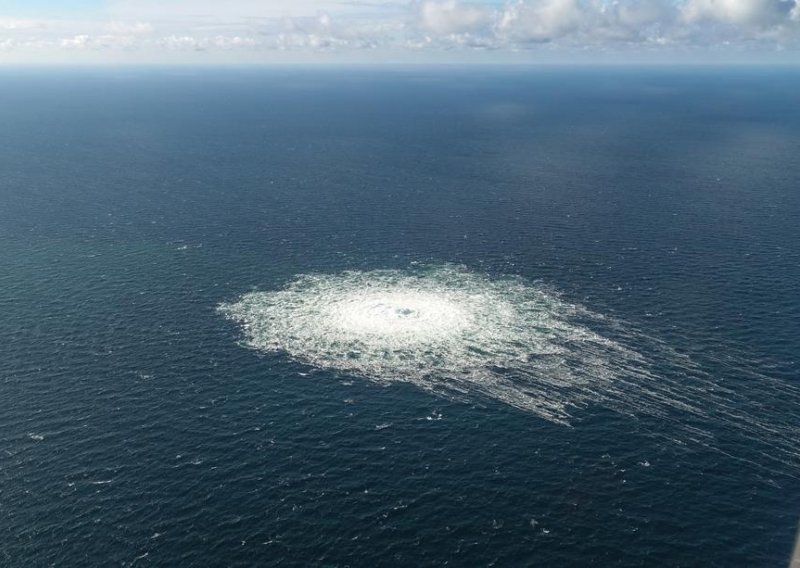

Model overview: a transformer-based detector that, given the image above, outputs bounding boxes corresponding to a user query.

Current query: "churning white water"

[218,265,659,424]
[219,264,800,473]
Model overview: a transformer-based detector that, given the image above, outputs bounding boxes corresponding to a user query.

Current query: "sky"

[1,0,799,64]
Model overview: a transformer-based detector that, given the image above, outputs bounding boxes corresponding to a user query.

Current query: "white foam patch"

[219,264,661,424]
[220,264,800,476]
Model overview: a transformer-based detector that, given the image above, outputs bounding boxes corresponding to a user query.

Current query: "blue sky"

[1,0,799,64]
[1,0,105,18]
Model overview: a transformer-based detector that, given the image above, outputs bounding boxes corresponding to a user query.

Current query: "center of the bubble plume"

[328,290,471,339]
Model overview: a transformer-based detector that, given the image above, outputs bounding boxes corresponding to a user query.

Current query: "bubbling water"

[220,264,800,474]
[218,264,658,424]
[325,289,473,341]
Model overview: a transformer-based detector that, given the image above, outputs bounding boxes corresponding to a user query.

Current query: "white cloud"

[1,0,799,62]
[160,35,203,50]
[213,35,259,49]
[496,0,585,43]
[418,1,493,34]
[60,35,91,49]
[682,0,794,27]
[105,21,155,35]
[615,0,676,28]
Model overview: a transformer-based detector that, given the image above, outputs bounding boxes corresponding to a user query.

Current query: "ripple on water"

[219,264,800,474]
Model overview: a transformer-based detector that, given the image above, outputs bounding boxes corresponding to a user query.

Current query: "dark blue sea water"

[1,67,799,567]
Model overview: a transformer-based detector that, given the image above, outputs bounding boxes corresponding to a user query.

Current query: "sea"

[0,66,798,567]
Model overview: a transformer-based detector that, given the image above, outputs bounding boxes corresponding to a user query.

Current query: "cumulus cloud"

[105,21,155,35]
[60,35,91,49]
[492,0,798,45]
[0,0,799,62]
[418,1,493,34]
[682,0,794,26]
[155,34,259,51]
[496,0,586,43]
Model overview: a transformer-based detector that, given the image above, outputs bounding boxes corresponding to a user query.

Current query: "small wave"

[219,264,800,474]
